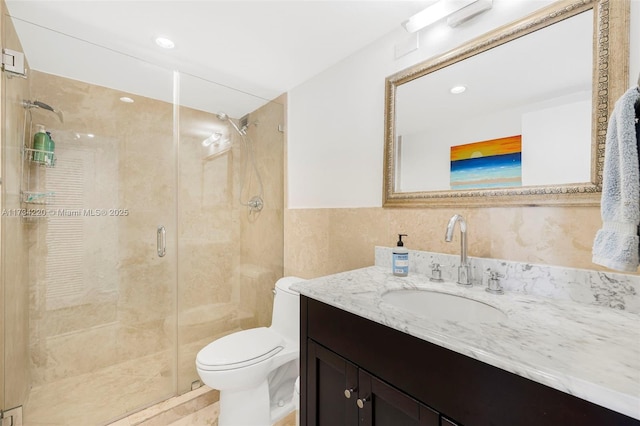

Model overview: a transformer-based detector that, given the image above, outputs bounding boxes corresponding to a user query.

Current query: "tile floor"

[110,386,296,426]
[22,326,239,425]
[23,350,174,425]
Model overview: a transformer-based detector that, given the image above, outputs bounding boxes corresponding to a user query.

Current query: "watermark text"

[2,208,130,217]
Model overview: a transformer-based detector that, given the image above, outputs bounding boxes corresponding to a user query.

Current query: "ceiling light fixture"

[403,0,479,33]
[450,85,467,94]
[155,37,175,49]
[119,96,134,103]
[447,0,493,27]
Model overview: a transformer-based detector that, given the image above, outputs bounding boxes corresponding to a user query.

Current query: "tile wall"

[284,206,617,279]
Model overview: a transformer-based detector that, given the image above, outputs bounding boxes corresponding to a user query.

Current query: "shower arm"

[22,100,64,123]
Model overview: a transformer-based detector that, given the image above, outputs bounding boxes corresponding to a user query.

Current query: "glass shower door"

[2,16,179,425]
[1,3,31,415]
[176,72,286,394]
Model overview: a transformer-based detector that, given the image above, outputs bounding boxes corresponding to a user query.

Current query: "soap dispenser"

[392,234,409,277]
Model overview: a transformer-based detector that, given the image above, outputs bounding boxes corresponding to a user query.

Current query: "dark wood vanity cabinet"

[306,339,443,426]
[300,296,639,426]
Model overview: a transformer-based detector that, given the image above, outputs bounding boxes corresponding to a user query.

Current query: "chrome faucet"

[444,214,471,287]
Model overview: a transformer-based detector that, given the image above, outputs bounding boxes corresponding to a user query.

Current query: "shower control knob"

[248,196,264,212]
[344,387,357,399]
[357,396,369,408]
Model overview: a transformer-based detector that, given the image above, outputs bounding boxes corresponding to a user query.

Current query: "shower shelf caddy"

[20,145,57,205]
[20,105,59,208]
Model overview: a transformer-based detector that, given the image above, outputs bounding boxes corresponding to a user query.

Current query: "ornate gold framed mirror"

[383,0,630,207]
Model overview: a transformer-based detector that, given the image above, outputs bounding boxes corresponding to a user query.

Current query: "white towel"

[592,87,640,272]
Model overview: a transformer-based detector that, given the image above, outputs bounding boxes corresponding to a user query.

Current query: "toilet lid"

[196,327,284,371]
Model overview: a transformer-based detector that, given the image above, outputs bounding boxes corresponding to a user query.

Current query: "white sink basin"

[381,289,507,323]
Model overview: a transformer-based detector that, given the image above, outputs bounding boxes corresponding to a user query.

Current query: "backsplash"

[375,247,640,314]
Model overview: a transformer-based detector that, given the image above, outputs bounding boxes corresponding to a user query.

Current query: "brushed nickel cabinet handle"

[344,387,357,399]
[357,396,369,408]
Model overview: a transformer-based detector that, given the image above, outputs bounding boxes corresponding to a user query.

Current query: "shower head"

[23,99,64,123]
[217,112,246,136]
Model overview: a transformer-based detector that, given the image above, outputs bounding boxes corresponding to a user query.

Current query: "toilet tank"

[270,276,305,343]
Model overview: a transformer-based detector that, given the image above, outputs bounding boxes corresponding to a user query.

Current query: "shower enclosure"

[1,6,284,425]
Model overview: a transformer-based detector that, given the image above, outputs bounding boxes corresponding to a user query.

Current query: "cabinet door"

[357,369,440,426]
[306,340,359,426]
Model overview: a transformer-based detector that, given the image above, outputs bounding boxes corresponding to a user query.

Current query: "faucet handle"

[485,269,504,279]
[485,269,504,295]
[429,263,444,282]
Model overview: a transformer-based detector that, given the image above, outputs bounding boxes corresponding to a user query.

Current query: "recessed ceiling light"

[87,133,95,138]
[450,85,467,94]
[120,97,134,103]
[155,37,175,49]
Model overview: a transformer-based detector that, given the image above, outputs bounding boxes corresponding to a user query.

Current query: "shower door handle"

[157,225,166,257]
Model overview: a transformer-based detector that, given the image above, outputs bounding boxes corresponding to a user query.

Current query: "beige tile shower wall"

[284,206,609,279]
[239,97,285,328]
[1,2,32,408]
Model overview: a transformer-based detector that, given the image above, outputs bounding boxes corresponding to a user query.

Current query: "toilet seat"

[196,327,284,371]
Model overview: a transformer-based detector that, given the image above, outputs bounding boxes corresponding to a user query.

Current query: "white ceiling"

[5,0,431,117]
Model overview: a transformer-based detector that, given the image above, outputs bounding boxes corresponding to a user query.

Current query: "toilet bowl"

[196,276,305,426]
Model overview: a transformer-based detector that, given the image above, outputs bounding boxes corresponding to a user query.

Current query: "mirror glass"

[396,11,592,192]
[384,0,629,207]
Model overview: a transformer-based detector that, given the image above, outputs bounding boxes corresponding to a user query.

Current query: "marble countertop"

[293,266,640,420]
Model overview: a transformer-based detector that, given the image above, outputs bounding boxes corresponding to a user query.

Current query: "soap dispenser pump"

[392,234,409,277]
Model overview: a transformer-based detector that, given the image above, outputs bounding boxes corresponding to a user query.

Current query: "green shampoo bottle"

[45,131,55,166]
[32,124,47,163]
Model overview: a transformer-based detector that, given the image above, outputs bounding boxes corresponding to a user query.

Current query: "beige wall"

[239,96,285,327]
[284,205,613,279]
[1,1,31,410]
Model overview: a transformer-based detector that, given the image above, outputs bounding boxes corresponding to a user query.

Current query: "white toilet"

[196,276,305,426]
